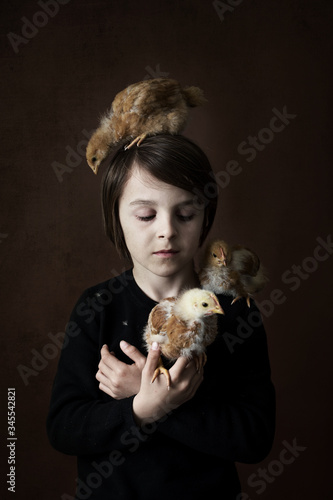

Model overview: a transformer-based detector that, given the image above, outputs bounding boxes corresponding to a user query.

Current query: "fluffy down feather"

[86,78,206,174]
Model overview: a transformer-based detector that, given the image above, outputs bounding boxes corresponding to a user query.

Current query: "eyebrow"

[129,199,199,208]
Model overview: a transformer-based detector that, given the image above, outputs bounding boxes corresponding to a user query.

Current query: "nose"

[157,214,177,240]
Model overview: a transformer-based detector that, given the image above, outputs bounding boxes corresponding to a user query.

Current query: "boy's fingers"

[101,344,109,355]
[144,342,160,378]
[101,345,116,357]
[170,356,191,377]
[170,357,201,386]
[120,340,146,365]
[96,369,108,385]
[100,345,122,372]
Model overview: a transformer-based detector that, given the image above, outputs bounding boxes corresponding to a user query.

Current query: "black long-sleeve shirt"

[47,269,275,500]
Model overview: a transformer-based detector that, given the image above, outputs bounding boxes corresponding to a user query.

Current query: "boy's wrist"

[132,394,166,426]
[132,394,144,426]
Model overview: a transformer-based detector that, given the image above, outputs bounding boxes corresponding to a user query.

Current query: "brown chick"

[199,240,268,307]
[143,288,224,389]
[86,78,206,174]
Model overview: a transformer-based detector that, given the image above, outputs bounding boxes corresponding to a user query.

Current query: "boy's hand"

[96,341,145,399]
[132,342,203,425]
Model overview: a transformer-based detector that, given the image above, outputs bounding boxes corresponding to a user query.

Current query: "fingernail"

[152,342,159,351]
[120,340,129,349]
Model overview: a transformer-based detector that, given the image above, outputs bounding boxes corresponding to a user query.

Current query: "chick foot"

[231,295,251,307]
[151,356,171,390]
[125,133,148,150]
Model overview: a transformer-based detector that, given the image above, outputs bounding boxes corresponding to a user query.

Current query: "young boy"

[47,134,275,499]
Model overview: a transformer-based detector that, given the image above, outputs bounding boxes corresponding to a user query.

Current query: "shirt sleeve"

[156,298,276,464]
[46,288,139,456]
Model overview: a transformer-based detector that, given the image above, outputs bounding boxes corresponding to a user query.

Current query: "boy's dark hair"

[102,134,218,260]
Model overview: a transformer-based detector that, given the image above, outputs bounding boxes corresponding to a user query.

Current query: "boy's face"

[118,164,205,281]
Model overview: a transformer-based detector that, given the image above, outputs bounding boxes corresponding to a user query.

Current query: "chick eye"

[201,302,208,307]
[212,253,217,258]
[92,157,97,163]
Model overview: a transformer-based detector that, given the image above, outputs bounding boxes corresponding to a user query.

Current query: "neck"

[133,264,200,302]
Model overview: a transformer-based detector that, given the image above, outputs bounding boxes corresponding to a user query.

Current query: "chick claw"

[125,133,147,150]
[231,295,251,308]
[151,357,171,390]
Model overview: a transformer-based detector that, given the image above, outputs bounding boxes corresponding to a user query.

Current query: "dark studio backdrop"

[1,0,332,499]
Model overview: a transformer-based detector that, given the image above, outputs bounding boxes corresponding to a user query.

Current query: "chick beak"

[210,294,224,315]
[211,305,224,315]
[220,247,227,266]
[90,160,100,175]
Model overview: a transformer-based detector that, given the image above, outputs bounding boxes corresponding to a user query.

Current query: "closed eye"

[136,215,155,222]
[177,214,195,222]
[136,214,195,222]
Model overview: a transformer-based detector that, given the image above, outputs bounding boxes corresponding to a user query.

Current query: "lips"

[153,249,180,257]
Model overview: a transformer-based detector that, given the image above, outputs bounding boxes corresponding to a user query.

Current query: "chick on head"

[86,129,111,174]
[174,288,224,322]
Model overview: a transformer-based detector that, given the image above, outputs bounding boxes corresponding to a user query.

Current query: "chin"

[153,261,192,278]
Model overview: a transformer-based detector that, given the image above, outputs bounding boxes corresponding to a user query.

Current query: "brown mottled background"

[1,0,332,498]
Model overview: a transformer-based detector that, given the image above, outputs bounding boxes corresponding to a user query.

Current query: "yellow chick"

[143,288,224,389]
[199,240,268,307]
[86,78,206,174]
